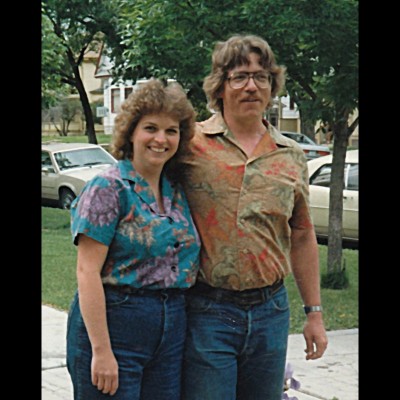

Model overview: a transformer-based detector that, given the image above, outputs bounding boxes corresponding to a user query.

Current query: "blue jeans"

[182,285,290,400]
[66,287,187,400]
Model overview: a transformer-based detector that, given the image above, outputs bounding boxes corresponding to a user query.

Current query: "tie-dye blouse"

[70,159,200,289]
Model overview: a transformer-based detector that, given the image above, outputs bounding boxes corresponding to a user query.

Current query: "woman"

[66,79,200,400]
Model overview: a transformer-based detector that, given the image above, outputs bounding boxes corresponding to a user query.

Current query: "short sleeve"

[289,157,314,230]
[70,174,121,246]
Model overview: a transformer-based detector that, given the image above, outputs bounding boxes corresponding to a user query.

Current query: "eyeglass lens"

[228,72,271,89]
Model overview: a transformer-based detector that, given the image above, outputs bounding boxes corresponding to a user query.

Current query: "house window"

[266,107,279,127]
[269,114,278,127]
[125,87,133,99]
[111,88,121,113]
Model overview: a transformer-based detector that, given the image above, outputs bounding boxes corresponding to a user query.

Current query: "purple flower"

[78,185,119,226]
[136,247,179,287]
[282,393,298,400]
[282,363,301,400]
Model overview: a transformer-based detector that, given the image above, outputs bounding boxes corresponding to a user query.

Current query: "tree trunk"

[327,118,350,273]
[300,118,315,140]
[298,108,316,140]
[73,65,97,144]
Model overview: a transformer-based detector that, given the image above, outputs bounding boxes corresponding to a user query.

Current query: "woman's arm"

[76,234,119,395]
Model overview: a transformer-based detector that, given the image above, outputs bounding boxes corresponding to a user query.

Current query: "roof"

[94,42,113,78]
[307,149,359,175]
[41,142,102,152]
[311,149,358,164]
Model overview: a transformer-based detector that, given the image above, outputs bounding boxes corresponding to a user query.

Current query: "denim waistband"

[103,284,186,297]
[186,280,284,307]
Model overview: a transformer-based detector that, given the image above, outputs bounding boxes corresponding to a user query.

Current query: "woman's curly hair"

[110,79,196,183]
[203,34,286,113]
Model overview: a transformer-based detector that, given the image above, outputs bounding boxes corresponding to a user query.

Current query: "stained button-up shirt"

[182,112,313,291]
[71,159,200,289]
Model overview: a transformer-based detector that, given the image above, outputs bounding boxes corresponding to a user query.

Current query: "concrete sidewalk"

[42,305,358,400]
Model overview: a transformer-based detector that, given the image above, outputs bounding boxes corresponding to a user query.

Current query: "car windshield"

[297,135,315,145]
[54,148,115,171]
[310,163,358,190]
[283,132,316,145]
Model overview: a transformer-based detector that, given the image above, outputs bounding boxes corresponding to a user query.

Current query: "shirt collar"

[267,123,297,148]
[117,159,174,214]
[197,112,227,135]
[199,112,296,149]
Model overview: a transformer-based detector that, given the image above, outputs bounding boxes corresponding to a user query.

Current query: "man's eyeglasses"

[227,71,272,89]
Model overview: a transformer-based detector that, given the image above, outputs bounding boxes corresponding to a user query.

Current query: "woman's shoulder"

[80,164,117,189]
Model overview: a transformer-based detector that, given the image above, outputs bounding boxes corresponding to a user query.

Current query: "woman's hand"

[91,347,119,395]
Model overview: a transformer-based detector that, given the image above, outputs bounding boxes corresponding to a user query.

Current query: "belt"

[103,284,186,297]
[187,279,284,308]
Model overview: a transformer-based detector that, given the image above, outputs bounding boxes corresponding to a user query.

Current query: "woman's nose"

[154,131,167,142]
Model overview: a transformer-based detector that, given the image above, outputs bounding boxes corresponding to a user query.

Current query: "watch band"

[303,305,323,314]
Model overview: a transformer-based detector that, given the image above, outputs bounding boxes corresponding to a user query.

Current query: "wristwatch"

[303,305,323,315]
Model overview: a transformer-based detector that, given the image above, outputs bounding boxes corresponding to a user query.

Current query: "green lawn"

[42,207,78,311]
[42,206,358,333]
[42,134,112,145]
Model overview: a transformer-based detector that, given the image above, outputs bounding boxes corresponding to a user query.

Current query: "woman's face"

[131,113,180,172]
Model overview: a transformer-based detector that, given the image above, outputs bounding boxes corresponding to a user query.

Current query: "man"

[182,34,328,400]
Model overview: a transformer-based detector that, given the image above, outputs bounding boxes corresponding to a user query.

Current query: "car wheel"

[59,189,76,210]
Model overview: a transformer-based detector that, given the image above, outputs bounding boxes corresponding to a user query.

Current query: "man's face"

[220,52,271,122]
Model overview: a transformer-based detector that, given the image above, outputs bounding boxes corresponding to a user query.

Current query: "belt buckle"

[234,288,266,308]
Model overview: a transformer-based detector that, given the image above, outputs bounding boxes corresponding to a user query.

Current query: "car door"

[309,161,359,241]
[41,151,59,200]
[308,164,331,236]
[342,163,358,240]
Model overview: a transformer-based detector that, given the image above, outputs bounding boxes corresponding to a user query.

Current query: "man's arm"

[290,227,328,360]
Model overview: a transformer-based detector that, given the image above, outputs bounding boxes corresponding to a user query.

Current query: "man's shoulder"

[196,113,226,135]
[269,125,300,149]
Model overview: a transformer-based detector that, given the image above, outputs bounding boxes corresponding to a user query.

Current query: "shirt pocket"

[241,173,295,219]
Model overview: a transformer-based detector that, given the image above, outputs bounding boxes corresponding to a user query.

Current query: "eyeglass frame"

[226,70,272,89]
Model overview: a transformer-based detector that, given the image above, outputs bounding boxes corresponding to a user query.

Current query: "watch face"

[304,305,323,314]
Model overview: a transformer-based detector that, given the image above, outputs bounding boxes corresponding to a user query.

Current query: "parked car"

[307,149,358,247]
[281,131,331,160]
[42,142,117,209]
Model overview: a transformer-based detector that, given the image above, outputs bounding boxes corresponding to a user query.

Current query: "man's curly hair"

[203,34,286,113]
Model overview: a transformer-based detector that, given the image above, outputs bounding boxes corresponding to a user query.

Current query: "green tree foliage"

[42,0,119,144]
[112,0,358,281]
[42,11,69,108]
[111,0,249,117]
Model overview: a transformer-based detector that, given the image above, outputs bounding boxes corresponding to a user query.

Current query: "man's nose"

[245,76,258,90]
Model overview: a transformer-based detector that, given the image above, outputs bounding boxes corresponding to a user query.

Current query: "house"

[94,49,136,135]
[42,47,106,136]
[267,95,301,133]
[95,48,179,134]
